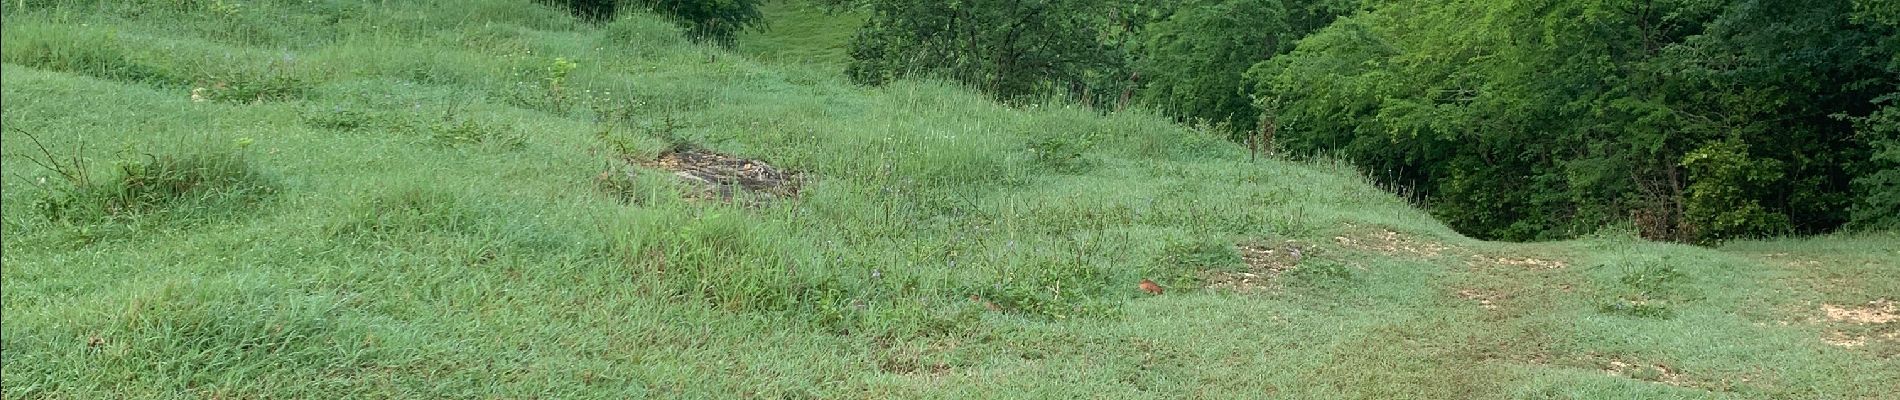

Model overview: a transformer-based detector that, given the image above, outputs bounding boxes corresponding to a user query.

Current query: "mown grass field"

[2,1,1896,398]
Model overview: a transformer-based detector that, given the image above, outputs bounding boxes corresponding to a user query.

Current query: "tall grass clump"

[24,139,276,227]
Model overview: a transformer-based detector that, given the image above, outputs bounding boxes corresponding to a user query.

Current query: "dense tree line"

[839,0,1900,243]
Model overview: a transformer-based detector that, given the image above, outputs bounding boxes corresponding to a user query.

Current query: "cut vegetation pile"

[1,0,1895,398]
[640,148,804,205]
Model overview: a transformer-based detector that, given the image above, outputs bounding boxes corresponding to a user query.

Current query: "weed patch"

[1027,132,1094,173]
[426,113,526,148]
[27,144,275,227]
[1594,258,1696,319]
[190,72,309,103]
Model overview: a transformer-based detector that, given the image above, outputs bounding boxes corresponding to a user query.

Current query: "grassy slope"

[1,1,1895,398]
[734,0,863,70]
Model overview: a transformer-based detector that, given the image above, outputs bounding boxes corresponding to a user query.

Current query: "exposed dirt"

[1603,360,1692,387]
[1332,228,1451,257]
[1456,289,1503,310]
[1821,299,1897,324]
[1753,252,1828,270]
[1205,241,1310,292]
[1822,331,1870,348]
[1203,270,1274,293]
[637,149,806,206]
[1814,300,1897,349]
[1466,255,1568,270]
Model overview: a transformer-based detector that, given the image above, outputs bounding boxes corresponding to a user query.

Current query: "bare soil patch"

[1455,289,1503,310]
[1603,360,1692,387]
[637,149,806,206]
[1332,228,1451,257]
[1205,241,1310,292]
[1821,299,1897,324]
[1816,299,1897,349]
[1465,255,1568,270]
[1822,331,1870,348]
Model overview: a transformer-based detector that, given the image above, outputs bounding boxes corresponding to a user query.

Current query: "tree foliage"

[1136,0,1353,137]
[1251,0,1894,242]
[838,0,1897,242]
[1846,0,1900,230]
[844,0,1124,101]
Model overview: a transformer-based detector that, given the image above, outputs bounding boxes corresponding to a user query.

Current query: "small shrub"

[1027,133,1094,173]
[504,58,588,114]
[1847,96,1900,230]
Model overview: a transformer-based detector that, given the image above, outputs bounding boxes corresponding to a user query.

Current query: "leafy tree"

[639,0,766,46]
[1135,0,1354,139]
[1846,95,1900,229]
[1253,0,1894,242]
[1846,0,1900,229]
[844,0,1126,102]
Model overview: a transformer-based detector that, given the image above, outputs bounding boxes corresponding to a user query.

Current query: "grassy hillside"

[2,1,1895,398]
[735,0,862,69]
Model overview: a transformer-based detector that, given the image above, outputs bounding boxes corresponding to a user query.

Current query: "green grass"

[735,0,863,70]
[3,1,1897,398]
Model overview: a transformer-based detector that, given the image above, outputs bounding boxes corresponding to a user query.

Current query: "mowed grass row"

[2,1,1895,398]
